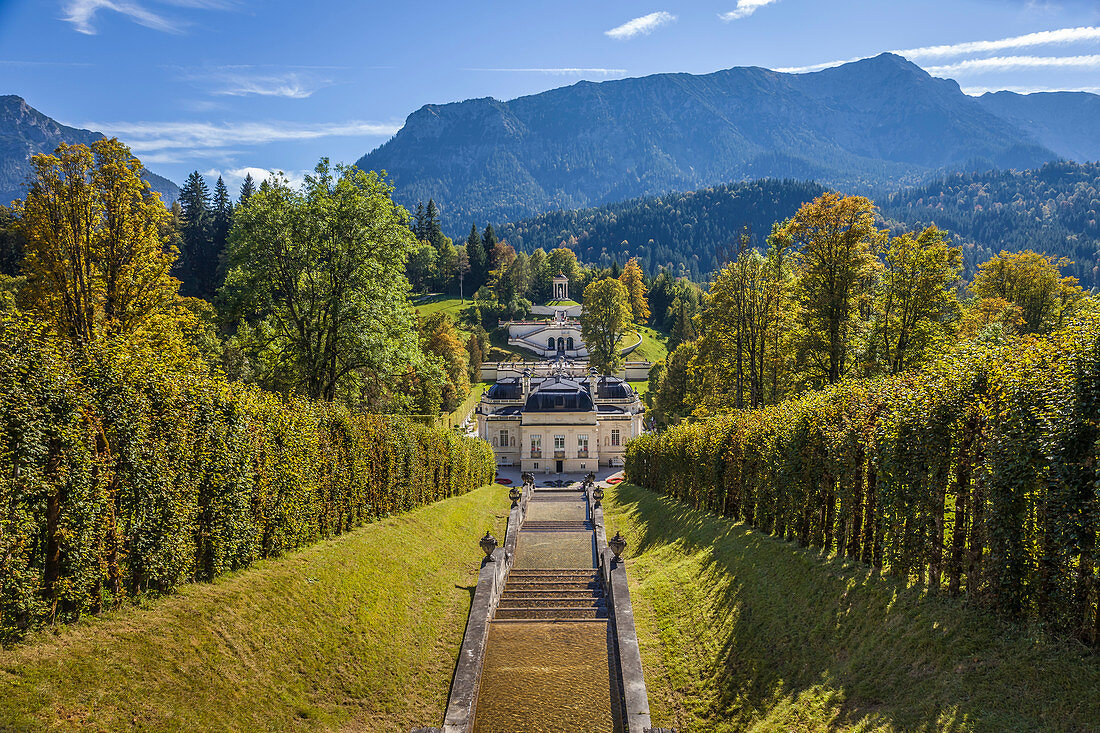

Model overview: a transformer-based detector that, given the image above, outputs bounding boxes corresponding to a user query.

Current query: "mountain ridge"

[356,53,1079,233]
[0,94,179,206]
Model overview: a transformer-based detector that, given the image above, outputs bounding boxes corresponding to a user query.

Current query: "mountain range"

[357,53,1099,233]
[0,95,178,207]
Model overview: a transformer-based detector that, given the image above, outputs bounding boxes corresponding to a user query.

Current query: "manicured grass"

[545,299,579,307]
[602,483,1100,733]
[414,296,473,333]
[622,325,668,363]
[628,380,650,398]
[0,485,510,732]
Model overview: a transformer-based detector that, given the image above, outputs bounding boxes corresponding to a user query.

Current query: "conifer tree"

[466,223,486,291]
[238,173,255,208]
[177,170,214,299]
[210,176,233,297]
[413,202,426,240]
[483,223,499,267]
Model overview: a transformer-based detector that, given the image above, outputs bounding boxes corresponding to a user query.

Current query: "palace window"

[530,434,542,455]
[611,429,621,447]
[554,435,566,450]
[499,429,509,447]
[578,434,589,454]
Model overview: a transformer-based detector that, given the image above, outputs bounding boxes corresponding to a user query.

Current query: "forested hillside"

[496,163,1100,287]
[882,161,1100,288]
[498,179,827,281]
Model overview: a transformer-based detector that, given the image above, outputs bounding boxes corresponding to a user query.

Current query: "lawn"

[0,485,510,732]
[602,482,1100,733]
[622,325,669,363]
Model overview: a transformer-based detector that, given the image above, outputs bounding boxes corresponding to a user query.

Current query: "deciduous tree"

[782,193,881,385]
[580,277,632,372]
[17,139,180,347]
[221,160,423,402]
[619,256,650,323]
[874,226,962,373]
[970,249,1085,333]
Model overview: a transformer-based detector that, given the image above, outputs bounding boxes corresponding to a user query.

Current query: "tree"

[547,247,582,287]
[210,176,232,294]
[221,160,423,402]
[782,193,881,385]
[648,270,676,329]
[527,248,551,302]
[466,223,486,291]
[666,294,698,352]
[456,245,471,301]
[873,226,962,373]
[580,278,632,372]
[0,204,26,276]
[177,170,215,299]
[238,173,255,208]
[17,139,181,347]
[406,241,438,294]
[482,223,499,268]
[465,329,485,382]
[970,250,1085,333]
[653,341,699,425]
[420,312,470,411]
[618,256,650,323]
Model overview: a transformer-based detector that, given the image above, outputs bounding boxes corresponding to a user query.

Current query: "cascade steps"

[494,569,607,621]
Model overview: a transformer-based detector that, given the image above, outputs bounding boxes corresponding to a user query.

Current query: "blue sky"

[1,0,1098,191]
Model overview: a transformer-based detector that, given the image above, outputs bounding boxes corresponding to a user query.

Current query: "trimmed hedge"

[0,319,495,644]
[627,316,1100,643]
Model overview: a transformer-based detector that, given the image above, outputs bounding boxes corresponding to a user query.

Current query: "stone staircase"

[494,569,608,620]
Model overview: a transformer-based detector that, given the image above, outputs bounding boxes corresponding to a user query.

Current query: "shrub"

[626,316,1100,643]
[0,318,494,644]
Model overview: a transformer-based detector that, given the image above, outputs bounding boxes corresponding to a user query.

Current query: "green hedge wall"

[0,319,495,644]
[626,316,1100,643]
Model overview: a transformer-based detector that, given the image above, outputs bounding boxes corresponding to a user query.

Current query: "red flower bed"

[496,477,513,485]
[606,477,624,485]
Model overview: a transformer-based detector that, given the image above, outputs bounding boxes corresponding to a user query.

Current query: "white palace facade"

[475,366,645,474]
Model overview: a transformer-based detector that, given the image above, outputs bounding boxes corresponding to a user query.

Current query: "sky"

[1,0,1098,192]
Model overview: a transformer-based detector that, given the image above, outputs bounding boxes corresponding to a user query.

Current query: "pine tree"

[238,173,255,208]
[210,176,233,297]
[483,223,499,268]
[413,202,426,240]
[177,170,213,299]
[466,223,486,291]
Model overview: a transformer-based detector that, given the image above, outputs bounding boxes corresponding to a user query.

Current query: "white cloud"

[205,166,308,190]
[961,84,1100,95]
[719,0,781,21]
[898,26,1100,59]
[75,120,401,154]
[63,0,179,34]
[61,0,235,34]
[927,53,1100,75]
[774,25,1100,73]
[463,67,628,76]
[605,11,676,40]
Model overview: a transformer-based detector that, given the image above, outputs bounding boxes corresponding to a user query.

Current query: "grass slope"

[602,483,1100,733]
[0,485,510,732]
[624,326,668,363]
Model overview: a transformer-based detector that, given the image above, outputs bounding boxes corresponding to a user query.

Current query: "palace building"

[475,366,645,474]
